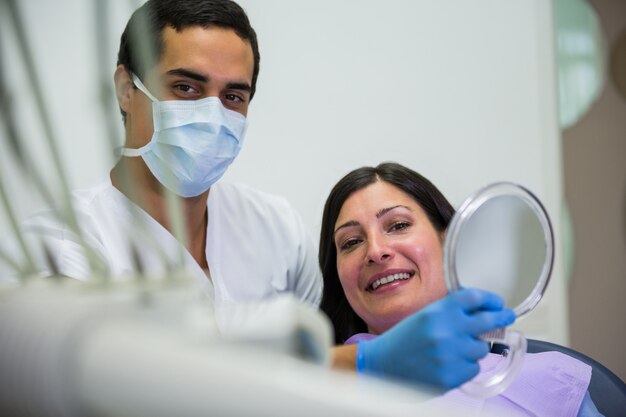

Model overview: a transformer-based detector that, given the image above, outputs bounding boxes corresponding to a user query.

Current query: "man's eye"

[174,84,198,94]
[224,93,244,103]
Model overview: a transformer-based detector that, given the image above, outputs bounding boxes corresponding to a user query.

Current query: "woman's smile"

[365,270,414,292]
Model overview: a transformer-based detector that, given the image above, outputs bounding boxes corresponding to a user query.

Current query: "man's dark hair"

[117,0,260,120]
[318,162,455,344]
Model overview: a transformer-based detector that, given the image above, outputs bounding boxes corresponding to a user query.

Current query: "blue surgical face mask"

[119,74,248,197]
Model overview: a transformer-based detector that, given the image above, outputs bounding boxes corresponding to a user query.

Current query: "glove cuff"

[356,340,367,374]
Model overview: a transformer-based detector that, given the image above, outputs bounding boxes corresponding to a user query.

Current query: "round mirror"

[444,183,554,319]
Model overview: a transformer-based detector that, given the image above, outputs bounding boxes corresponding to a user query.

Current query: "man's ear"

[114,65,133,113]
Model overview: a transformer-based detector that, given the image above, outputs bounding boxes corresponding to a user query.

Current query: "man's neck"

[110,158,209,269]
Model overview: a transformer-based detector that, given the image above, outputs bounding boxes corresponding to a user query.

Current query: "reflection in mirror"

[453,195,546,314]
[444,183,554,319]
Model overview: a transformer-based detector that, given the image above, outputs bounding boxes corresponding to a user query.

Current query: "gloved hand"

[357,288,516,390]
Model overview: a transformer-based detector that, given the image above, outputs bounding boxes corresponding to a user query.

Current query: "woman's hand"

[356,288,516,390]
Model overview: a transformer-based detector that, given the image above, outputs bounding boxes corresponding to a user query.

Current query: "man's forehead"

[160,25,251,56]
[156,25,254,78]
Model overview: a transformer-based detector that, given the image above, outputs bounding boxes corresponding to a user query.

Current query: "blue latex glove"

[357,288,516,390]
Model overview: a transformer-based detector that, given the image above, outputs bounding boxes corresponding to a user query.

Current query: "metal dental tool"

[3,0,108,277]
[92,0,178,277]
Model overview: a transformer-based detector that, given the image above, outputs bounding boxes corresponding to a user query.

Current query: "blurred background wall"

[564,0,626,382]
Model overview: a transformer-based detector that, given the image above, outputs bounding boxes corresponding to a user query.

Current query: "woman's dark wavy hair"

[319,162,455,344]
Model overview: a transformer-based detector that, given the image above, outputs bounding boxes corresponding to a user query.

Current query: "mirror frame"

[444,182,555,319]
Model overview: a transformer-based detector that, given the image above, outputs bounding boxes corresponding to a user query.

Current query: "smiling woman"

[332,180,449,335]
[319,162,455,342]
[318,162,601,416]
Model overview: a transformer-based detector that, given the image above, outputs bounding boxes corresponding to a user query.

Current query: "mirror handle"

[460,329,527,398]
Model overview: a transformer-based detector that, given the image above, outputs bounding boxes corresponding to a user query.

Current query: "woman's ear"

[114,65,133,114]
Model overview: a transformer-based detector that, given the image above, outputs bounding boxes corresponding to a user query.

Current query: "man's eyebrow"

[166,68,208,82]
[226,82,252,92]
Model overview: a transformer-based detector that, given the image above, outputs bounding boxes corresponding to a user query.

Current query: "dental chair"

[527,339,626,417]
[490,339,626,416]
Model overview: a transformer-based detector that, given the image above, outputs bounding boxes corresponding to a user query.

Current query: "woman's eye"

[389,221,410,232]
[339,238,361,251]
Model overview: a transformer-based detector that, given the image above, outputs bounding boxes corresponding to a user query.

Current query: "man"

[22,0,321,306]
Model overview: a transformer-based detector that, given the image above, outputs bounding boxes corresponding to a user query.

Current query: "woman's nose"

[366,236,393,264]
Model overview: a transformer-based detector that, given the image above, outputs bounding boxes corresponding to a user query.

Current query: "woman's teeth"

[369,272,411,291]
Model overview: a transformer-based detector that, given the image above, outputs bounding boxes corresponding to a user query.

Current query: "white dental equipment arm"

[0,276,448,417]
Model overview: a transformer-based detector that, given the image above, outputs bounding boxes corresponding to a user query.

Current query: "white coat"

[16,178,322,309]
